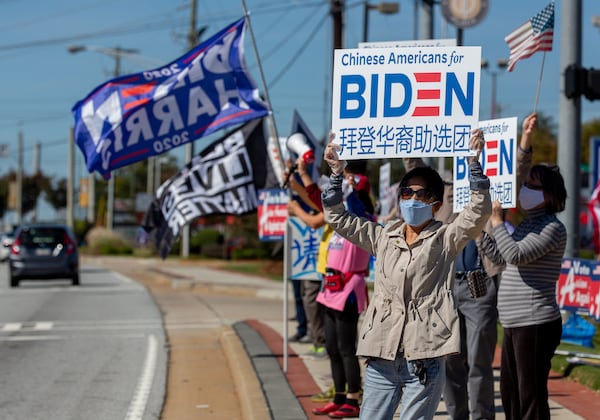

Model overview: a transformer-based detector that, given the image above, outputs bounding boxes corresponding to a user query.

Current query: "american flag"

[504,2,554,72]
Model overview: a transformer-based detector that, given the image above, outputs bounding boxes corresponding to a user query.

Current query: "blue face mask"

[400,199,434,227]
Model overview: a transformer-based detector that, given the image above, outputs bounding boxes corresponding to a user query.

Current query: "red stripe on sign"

[486,168,498,177]
[414,72,441,83]
[487,140,498,149]
[194,109,254,136]
[417,89,440,100]
[122,82,156,97]
[124,98,150,111]
[112,148,151,166]
[487,154,498,163]
[412,107,439,116]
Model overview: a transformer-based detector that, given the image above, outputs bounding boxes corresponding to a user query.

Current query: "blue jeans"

[360,353,445,420]
[291,279,307,337]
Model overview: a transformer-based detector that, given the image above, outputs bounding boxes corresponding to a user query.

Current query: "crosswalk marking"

[2,323,22,331]
[32,322,53,330]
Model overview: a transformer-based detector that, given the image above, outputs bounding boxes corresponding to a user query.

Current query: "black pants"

[324,298,361,395]
[500,317,562,420]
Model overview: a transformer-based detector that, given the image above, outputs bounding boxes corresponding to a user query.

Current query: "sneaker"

[312,402,341,415]
[298,334,312,343]
[288,333,307,343]
[309,345,327,359]
[328,403,360,418]
[311,384,335,403]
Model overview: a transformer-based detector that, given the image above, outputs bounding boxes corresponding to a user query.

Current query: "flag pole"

[533,52,547,113]
[240,0,291,373]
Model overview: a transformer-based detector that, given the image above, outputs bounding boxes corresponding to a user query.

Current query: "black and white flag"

[142,118,275,258]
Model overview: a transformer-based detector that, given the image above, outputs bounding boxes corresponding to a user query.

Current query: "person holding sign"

[402,158,503,420]
[477,113,567,420]
[321,130,491,419]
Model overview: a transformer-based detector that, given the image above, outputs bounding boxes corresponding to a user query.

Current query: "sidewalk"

[88,256,599,419]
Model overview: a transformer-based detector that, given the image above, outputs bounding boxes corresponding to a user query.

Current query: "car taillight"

[11,237,21,255]
[63,233,76,255]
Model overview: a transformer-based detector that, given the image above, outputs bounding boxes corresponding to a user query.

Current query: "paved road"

[0,262,166,420]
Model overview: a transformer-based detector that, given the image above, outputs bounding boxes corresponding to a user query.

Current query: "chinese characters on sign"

[287,217,323,280]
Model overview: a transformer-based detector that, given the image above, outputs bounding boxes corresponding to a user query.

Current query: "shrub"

[85,227,133,255]
[190,228,223,253]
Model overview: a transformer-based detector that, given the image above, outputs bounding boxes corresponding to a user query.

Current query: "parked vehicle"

[8,224,79,287]
[0,231,15,262]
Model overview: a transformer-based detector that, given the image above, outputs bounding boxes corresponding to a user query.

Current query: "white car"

[0,232,15,262]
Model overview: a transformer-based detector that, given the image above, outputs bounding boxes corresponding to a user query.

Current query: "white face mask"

[519,185,545,210]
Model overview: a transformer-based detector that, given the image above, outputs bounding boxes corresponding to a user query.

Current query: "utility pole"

[181,0,198,259]
[16,130,23,225]
[559,0,582,257]
[331,0,344,50]
[420,0,434,40]
[31,142,41,222]
[67,128,75,229]
[68,44,139,230]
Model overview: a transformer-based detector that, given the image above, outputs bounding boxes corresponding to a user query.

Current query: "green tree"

[42,177,67,211]
[525,112,558,165]
[581,118,600,167]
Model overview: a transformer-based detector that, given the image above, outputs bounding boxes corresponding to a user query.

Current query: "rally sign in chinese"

[331,46,481,160]
[557,258,600,321]
[286,217,322,280]
[453,117,518,212]
[257,189,288,241]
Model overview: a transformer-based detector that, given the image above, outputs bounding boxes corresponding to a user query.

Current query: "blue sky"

[0,0,599,214]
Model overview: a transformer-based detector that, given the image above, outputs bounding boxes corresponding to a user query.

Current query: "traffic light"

[565,64,600,100]
[586,68,600,100]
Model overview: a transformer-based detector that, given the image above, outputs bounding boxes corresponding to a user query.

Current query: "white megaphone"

[286,133,315,164]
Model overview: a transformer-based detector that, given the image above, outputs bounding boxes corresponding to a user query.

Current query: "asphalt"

[87,256,599,420]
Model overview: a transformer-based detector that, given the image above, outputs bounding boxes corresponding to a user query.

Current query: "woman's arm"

[517,112,536,185]
[445,130,492,251]
[288,200,325,229]
[492,219,566,266]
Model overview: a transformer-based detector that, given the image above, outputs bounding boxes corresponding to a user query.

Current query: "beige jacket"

[324,185,491,361]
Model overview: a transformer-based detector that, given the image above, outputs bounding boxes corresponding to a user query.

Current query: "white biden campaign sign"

[453,117,518,213]
[331,46,481,160]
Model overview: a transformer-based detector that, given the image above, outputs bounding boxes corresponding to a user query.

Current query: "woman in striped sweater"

[478,113,567,420]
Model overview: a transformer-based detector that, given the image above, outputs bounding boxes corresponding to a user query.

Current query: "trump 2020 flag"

[505,2,554,72]
[72,17,269,179]
[141,118,276,258]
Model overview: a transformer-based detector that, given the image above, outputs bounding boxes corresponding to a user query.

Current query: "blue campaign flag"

[72,17,269,179]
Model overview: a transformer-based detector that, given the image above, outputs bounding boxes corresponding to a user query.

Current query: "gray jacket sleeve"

[322,174,381,256]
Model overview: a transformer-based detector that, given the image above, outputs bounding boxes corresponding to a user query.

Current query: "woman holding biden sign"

[321,129,491,419]
[477,112,567,420]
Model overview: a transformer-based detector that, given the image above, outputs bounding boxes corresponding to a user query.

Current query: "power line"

[268,10,329,88]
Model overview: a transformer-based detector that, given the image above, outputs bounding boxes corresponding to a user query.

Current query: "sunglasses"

[399,187,431,200]
[523,182,544,191]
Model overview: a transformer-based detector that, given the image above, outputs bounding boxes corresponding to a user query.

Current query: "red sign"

[557,258,600,321]
[257,189,288,241]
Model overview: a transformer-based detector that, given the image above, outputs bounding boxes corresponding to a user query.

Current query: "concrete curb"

[220,327,271,420]
[233,321,307,420]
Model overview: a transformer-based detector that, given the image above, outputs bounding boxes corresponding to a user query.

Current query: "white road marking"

[0,335,62,341]
[125,334,158,420]
[0,333,147,342]
[2,323,22,331]
[33,322,53,330]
